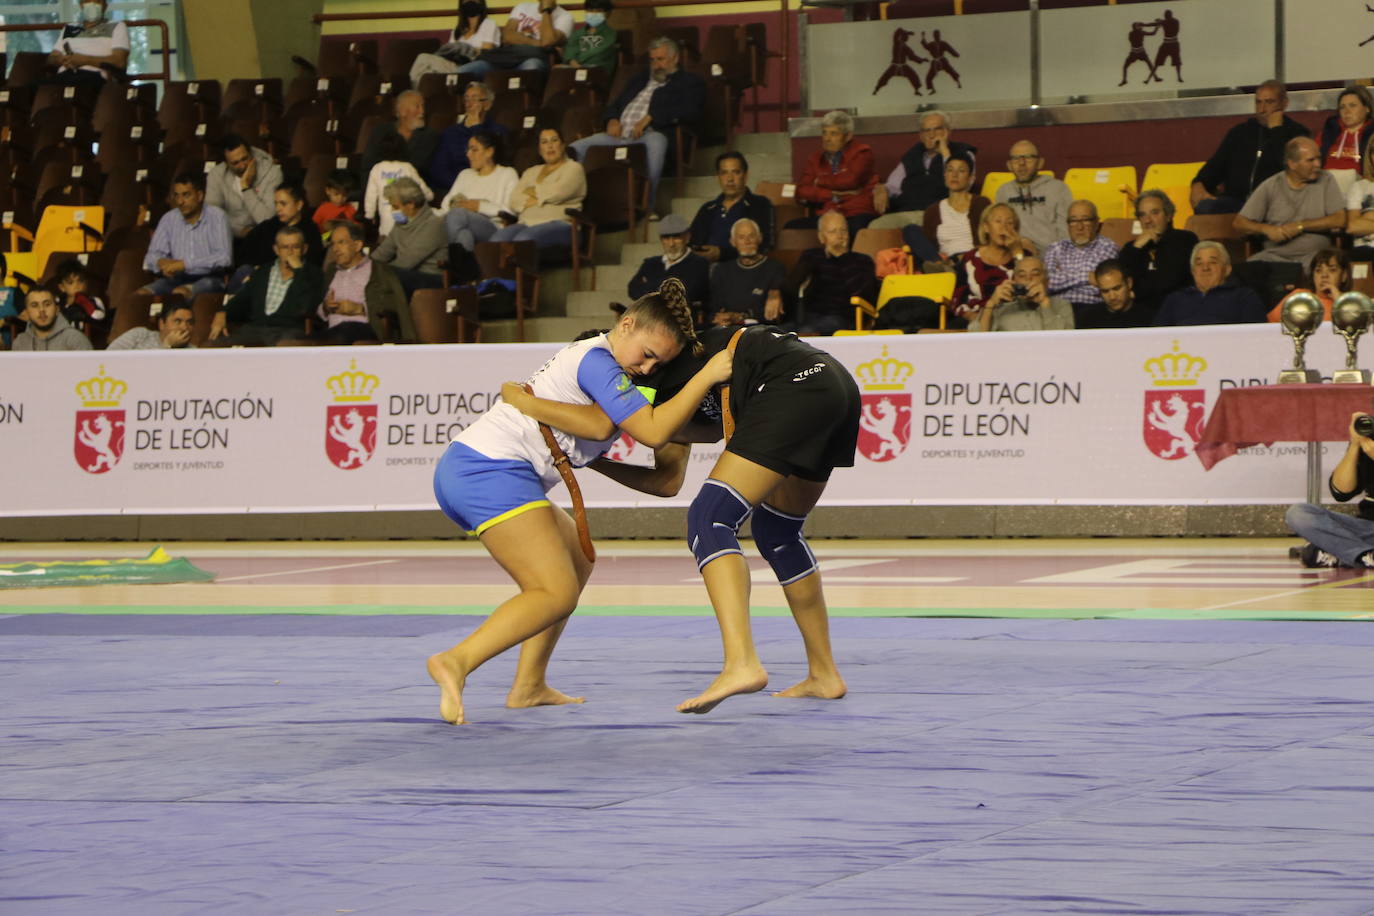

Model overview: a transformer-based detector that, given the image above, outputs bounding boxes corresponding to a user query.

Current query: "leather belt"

[719,327,747,443]
[525,383,596,564]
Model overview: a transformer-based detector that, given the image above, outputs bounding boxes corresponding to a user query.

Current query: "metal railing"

[0,18,171,89]
[311,0,793,124]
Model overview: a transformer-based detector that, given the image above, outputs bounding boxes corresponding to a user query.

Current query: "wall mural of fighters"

[873,28,962,98]
[1119,9,1181,87]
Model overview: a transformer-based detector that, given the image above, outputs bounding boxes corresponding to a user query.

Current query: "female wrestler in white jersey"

[427,280,732,724]
[504,325,861,715]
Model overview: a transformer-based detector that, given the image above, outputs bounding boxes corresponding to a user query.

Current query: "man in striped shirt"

[140,172,233,300]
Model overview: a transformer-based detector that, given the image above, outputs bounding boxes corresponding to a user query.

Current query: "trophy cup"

[1331,291,1373,384]
[1278,291,1323,383]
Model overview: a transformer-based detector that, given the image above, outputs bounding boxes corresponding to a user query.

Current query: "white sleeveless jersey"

[453,334,650,490]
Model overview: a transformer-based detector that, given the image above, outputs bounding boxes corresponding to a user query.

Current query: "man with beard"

[12,287,91,351]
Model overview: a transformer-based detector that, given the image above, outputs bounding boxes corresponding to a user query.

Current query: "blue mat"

[4,616,1374,914]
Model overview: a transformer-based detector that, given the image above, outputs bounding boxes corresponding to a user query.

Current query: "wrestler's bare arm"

[589,442,691,497]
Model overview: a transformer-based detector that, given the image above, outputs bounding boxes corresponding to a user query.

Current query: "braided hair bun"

[622,276,704,358]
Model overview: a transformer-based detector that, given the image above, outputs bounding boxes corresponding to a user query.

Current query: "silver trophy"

[1278,291,1323,383]
[1331,291,1373,385]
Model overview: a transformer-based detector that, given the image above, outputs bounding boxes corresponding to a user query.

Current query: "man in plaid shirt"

[1043,200,1119,321]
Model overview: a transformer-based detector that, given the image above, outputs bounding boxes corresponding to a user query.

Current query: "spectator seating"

[1142,161,1206,229]
[1064,166,1137,219]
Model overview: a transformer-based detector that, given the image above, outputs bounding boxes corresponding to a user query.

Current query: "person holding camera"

[970,255,1074,332]
[1285,411,1374,569]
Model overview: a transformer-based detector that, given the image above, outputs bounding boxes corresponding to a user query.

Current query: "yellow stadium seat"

[1064,167,1138,220]
[33,206,104,279]
[980,170,1053,203]
[1142,161,1205,229]
[852,271,958,331]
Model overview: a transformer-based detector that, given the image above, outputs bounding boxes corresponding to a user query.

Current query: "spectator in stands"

[441,129,518,251]
[562,0,618,77]
[206,134,283,242]
[43,0,128,89]
[1044,200,1119,319]
[782,210,877,336]
[320,220,413,344]
[366,132,436,238]
[920,152,987,269]
[1319,86,1374,197]
[140,172,233,300]
[971,256,1074,333]
[236,185,325,288]
[1285,409,1374,570]
[461,0,573,76]
[313,170,359,233]
[492,126,585,248]
[409,0,502,85]
[106,301,196,350]
[1078,259,1152,329]
[954,202,1031,324]
[688,152,775,263]
[707,218,785,327]
[54,259,106,328]
[372,178,448,297]
[1154,241,1266,326]
[1346,139,1374,262]
[569,37,704,213]
[429,82,507,194]
[1267,248,1350,323]
[1234,137,1346,267]
[11,287,91,351]
[210,224,322,346]
[872,111,976,240]
[996,140,1071,256]
[1192,80,1309,215]
[628,214,710,317]
[360,91,439,187]
[1116,189,1198,315]
[791,110,879,237]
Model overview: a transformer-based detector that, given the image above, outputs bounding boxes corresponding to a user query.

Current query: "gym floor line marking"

[214,560,400,583]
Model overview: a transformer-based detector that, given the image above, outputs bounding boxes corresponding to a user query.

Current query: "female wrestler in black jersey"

[501,324,861,714]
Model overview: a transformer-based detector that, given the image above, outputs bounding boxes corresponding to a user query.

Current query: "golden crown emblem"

[854,346,915,392]
[1143,341,1207,387]
[75,366,127,407]
[326,359,381,402]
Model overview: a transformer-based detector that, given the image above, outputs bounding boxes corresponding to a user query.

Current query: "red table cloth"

[1196,384,1374,470]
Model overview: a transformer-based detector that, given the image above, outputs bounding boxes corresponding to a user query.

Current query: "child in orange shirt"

[313,169,359,235]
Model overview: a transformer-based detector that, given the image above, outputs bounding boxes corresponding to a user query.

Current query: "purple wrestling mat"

[5,615,1374,914]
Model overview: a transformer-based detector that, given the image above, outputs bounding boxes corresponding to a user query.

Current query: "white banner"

[1039,0,1274,103]
[0,325,1366,516]
[806,12,1032,117]
[1284,0,1374,85]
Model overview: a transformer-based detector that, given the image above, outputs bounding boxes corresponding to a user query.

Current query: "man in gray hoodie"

[994,140,1072,257]
[11,287,92,351]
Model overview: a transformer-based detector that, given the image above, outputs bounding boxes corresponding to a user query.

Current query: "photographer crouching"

[1286,408,1374,568]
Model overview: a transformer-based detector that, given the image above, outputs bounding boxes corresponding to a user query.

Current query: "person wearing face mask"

[410,0,502,84]
[43,0,128,89]
[562,0,619,77]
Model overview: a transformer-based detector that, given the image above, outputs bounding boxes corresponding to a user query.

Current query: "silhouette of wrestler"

[872,27,926,96]
[1149,10,1182,83]
[1120,21,1160,86]
[921,29,962,93]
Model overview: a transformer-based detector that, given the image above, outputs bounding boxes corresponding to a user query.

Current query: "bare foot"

[426,651,467,725]
[506,684,586,709]
[676,665,768,714]
[773,673,847,700]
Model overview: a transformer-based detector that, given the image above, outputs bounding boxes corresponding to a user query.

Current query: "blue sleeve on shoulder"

[577,347,650,426]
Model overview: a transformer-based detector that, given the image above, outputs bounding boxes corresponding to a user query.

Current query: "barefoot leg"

[677,553,770,713]
[508,508,593,709]
[428,506,583,724]
[677,454,783,714]
[758,476,846,700]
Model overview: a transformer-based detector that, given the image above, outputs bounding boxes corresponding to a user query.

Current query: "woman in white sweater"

[441,129,518,250]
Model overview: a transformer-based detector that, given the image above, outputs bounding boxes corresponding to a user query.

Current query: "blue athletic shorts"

[433,441,551,536]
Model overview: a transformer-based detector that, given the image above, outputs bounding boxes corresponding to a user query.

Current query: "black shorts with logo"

[725,331,861,482]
